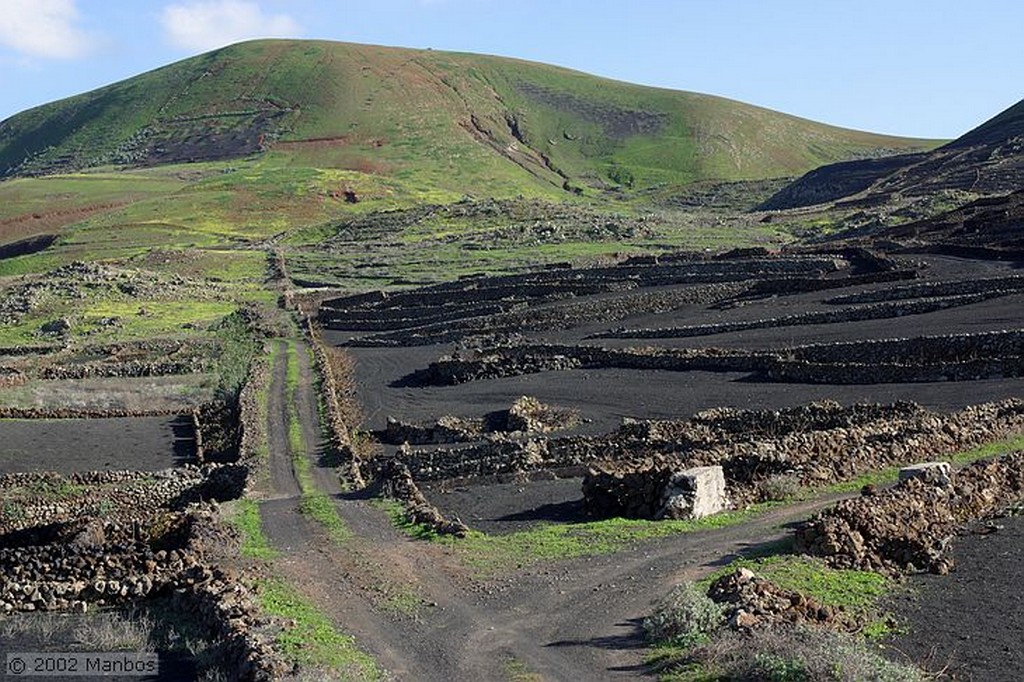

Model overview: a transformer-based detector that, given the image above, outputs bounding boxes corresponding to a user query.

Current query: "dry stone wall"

[597,292,1005,340]
[825,274,1024,305]
[795,452,1024,575]
[374,459,469,537]
[381,396,580,445]
[414,328,1024,386]
[379,399,1024,498]
[582,399,1024,519]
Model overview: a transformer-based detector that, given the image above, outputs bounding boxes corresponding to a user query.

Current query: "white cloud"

[0,0,94,59]
[161,1,301,52]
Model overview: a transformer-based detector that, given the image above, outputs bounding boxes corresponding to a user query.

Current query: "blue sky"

[0,0,1020,139]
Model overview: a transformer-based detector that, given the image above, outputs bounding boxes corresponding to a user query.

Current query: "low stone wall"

[795,452,1024,575]
[413,328,1024,386]
[380,400,1024,492]
[302,318,364,488]
[825,274,1024,305]
[235,351,270,488]
[382,415,481,445]
[732,269,915,300]
[380,396,580,446]
[0,406,185,419]
[0,464,247,536]
[345,283,745,347]
[597,292,1003,340]
[417,343,766,385]
[196,401,241,464]
[40,358,211,380]
[0,507,289,680]
[581,399,1024,519]
[374,459,469,537]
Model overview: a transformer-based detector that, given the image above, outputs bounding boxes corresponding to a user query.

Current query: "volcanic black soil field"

[0,415,195,474]
[321,250,1024,528]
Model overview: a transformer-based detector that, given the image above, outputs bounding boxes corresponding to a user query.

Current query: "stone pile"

[708,568,854,631]
[0,366,26,388]
[505,395,581,433]
[381,396,581,446]
[795,452,1024,574]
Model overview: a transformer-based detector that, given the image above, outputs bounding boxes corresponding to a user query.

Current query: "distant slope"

[870,189,1024,253]
[763,98,1024,210]
[0,39,937,196]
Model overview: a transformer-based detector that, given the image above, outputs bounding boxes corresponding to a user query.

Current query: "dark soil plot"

[0,415,195,474]
[885,514,1024,681]
[341,343,1024,438]
[597,291,1024,351]
[420,478,586,535]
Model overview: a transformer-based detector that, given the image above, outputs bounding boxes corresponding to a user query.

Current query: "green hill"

[0,39,937,196]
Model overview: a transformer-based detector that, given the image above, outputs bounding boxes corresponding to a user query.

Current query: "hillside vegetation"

[0,39,943,286]
[1,40,937,195]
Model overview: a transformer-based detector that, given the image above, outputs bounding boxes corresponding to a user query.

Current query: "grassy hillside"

[1,40,938,196]
[0,39,945,290]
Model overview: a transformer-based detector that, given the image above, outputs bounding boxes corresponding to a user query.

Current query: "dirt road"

[256,342,845,680]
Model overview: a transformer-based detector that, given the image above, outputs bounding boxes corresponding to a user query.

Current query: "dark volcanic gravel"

[885,514,1024,681]
[0,415,195,474]
[420,478,586,535]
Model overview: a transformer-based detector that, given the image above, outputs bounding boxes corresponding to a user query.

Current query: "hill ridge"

[0,39,938,196]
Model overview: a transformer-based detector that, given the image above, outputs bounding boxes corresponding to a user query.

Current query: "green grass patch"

[502,656,543,682]
[699,554,889,614]
[227,499,278,560]
[257,578,383,680]
[382,499,777,574]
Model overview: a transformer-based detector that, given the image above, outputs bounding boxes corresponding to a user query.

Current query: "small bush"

[644,582,725,647]
[692,627,924,682]
[758,474,803,502]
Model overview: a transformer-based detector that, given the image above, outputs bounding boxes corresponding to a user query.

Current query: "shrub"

[644,582,725,647]
[758,474,803,502]
[693,627,924,682]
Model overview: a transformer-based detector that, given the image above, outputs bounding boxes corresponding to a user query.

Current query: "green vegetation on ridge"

[0,40,939,192]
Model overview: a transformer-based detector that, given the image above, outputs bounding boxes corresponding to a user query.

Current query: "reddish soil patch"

[0,415,195,474]
[0,203,129,244]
